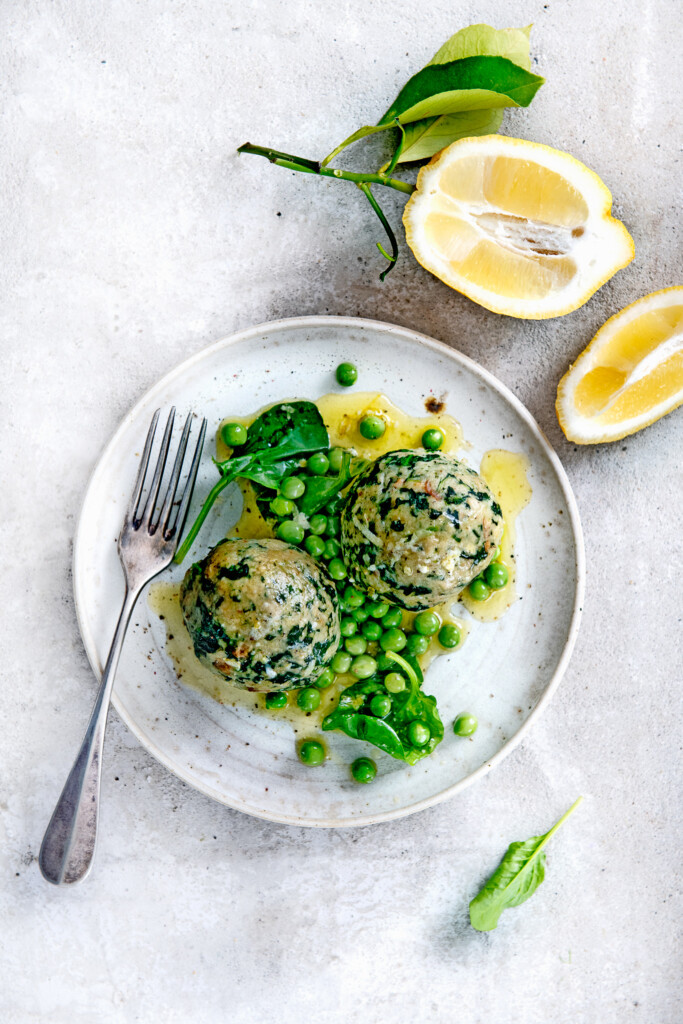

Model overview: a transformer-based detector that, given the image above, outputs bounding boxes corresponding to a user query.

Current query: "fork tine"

[167,416,207,543]
[128,409,160,523]
[158,412,193,533]
[140,407,175,528]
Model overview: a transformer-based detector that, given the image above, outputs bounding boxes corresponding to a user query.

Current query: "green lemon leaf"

[379,56,545,126]
[387,24,532,165]
[394,107,503,165]
[428,23,532,70]
[469,797,583,932]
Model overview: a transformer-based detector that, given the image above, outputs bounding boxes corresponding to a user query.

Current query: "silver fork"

[39,408,207,885]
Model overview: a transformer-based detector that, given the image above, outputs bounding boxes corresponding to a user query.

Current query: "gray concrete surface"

[1,1,681,1021]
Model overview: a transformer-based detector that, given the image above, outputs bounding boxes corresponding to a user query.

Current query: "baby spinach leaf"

[323,707,406,760]
[469,797,583,932]
[323,656,443,765]
[240,400,328,461]
[174,401,329,563]
[379,56,545,126]
[298,452,367,515]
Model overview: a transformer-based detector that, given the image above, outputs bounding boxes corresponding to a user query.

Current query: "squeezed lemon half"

[556,286,683,443]
[403,134,634,319]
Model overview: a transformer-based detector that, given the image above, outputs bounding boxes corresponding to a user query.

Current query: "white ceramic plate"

[74,316,584,827]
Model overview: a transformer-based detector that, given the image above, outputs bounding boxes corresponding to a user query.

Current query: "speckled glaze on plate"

[73,316,584,827]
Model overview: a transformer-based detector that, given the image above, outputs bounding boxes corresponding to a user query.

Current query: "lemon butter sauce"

[149,391,531,721]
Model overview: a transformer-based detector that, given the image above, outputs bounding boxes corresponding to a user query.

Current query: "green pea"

[384,672,406,693]
[328,447,345,471]
[304,535,326,558]
[336,362,358,387]
[453,713,478,737]
[265,691,288,709]
[315,668,335,689]
[493,546,502,560]
[350,655,378,679]
[323,539,341,559]
[359,414,386,440]
[345,635,367,656]
[340,617,358,637]
[414,610,441,636]
[370,694,392,718]
[381,606,403,629]
[353,606,370,623]
[421,427,444,451]
[270,496,296,518]
[376,654,396,673]
[380,627,407,652]
[343,586,365,609]
[297,687,321,711]
[277,520,305,545]
[307,452,330,476]
[361,620,382,641]
[469,578,491,601]
[280,476,306,500]
[328,558,348,581]
[324,516,340,537]
[407,633,430,656]
[331,651,352,674]
[308,513,327,536]
[298,740,325,766]
[408,721,431,746]
[221,422,248,447]
[438,624,461,649]
[485,562,509,589]
[367,600,390,619]
[351,757,376,783]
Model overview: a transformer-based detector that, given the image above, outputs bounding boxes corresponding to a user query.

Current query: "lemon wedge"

[556,287,683,443]
[403,135,634,319]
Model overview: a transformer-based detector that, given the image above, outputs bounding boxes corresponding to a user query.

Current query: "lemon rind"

[403,134,635,320]
[556,286,683,443]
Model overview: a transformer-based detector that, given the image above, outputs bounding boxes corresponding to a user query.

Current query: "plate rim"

[73,314,585,827]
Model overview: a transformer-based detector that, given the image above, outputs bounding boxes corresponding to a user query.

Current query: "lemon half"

[556,286,683,443]
[403,135,634,319]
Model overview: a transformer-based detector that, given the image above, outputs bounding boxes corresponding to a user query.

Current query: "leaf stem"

[356,183,398,280]
[238,143,415,194]
[539,796,584,850]
[384,120,406,177]
[385,650,419,686]
[173,473,232,565]
[320,123,395,169]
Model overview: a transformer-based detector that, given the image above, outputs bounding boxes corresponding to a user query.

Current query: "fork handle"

[39,585,141,885]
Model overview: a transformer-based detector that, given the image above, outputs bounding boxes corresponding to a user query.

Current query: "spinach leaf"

[378,56,545,126]
[174,401,329,563]
[469,797,583,932]
[323,706,406,760]
[241,401,328,461]
[297,452,367,516]
[322,653,444,765]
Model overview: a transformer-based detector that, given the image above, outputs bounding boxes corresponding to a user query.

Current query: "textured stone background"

[1,1,681,1021]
